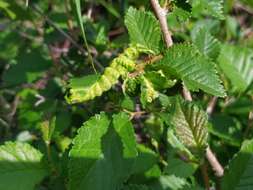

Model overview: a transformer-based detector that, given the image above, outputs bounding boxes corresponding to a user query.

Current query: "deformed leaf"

[66,46,140,104]
[140,76,159,107]
[65,74,100,104]
[0,142,48,190]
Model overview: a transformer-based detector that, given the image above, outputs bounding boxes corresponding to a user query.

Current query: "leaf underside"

[170,99,209,152]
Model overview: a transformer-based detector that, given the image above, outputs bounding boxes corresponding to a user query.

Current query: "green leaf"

[221,139,253,190]
[3,49,51,86]
[0,142,48,190]
[218,44,253,92]
[192,0,224,19]
[0,0,16,19]
[122,184,149,190]
[132,144,158,174]
[152,175,190,190]
[68,112,137,190]
[170,99,209,154]
[125,7,161,53]
[156,43,226,97]
[209,114,242,147]
[192,28,221,59]
[165,158,197,178]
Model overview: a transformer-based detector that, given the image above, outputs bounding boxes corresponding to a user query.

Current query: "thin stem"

[64,0,74,31]
[150,0,224,179]
[75,0,97,73]
[201,161,210,190]
[206,97,218,115]
[150,0,173,48]
[182,85,193,101]
[206,147,224,177]
[243,111,253,138]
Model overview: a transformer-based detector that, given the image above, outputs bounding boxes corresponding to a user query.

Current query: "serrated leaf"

[193,28,221,59]
[0,142,48,190]
[192,0,224,19]
[221,139,253,190]
[68,112,137,190]
[218,44,253,92]
[125,7,161,53]
[170,99,209,153]
[156,43,226,97]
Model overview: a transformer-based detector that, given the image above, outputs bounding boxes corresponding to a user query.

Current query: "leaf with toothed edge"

[125,7,161,54]
[155,43,226,97]
[68,112,137,190]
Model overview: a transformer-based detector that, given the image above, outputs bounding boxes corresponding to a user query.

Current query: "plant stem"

[182,85,193,101]
[206,97,218,115]
[243,111,253,138]
[150,0,173,48]
[150,0,224,180]
[206,147,224,177]
[201,161,210,190]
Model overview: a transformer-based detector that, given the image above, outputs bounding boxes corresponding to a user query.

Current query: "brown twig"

[150,0,224,182]
[243,111,253,138]
[206,97,218,115]
[234,2,253,16]
[201,161,210,190]
[206,147,224,177]
[150,0,173,48]
[182,85,193,101]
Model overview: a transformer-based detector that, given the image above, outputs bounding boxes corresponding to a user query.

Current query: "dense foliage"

[0,0,252,189]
